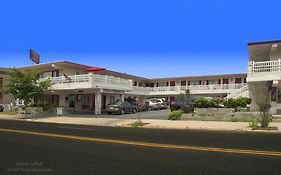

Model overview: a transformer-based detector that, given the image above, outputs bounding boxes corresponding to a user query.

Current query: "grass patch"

[0,111,17,115]
[130,119,147,128]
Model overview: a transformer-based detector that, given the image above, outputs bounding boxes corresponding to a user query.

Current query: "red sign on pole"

[30,49,40,64]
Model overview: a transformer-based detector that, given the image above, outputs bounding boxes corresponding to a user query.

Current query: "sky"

[0,0,280,78]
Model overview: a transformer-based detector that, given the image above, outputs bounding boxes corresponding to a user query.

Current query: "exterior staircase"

[226,84,249,99]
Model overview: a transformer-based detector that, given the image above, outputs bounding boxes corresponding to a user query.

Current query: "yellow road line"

[0,128,281,157]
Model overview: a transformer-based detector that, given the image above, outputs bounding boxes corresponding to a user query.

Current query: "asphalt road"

[0,119,281,175]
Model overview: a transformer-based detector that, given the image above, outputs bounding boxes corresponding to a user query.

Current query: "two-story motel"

[0,39,281,114]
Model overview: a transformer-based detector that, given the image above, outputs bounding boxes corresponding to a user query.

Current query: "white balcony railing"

[40,73,132,91]
[41,74,247,95]
[130,83,247,95]
[247,59,281,82]
[252,59,281,73]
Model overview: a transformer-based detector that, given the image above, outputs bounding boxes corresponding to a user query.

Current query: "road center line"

[0,128,281,157]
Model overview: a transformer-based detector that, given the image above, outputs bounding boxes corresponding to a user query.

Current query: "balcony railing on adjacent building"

[252,59,281,73]
[248,59,281,82]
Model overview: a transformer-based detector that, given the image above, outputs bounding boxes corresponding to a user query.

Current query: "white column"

[59,94,66,107]
[89,73,93,85]
[95,91,102,115]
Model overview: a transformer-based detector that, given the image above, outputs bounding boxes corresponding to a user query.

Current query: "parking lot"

[69,109,171,120]
[100,109,170,120]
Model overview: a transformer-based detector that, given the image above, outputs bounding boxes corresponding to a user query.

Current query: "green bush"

[169,110,182,120]
[42,104,54,111]
[181,104,194,113]
[194,97,210,108]
[249,120,258,130]
[130,119,145,128]
[237,97,252,108]
[224,97,252,109]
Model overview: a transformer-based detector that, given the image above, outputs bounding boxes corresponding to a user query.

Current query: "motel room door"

[92,95,95,112]
[101,95,106,111]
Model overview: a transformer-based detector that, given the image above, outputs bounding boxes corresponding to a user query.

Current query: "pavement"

[1,113,281,132]
[0,119,281,175]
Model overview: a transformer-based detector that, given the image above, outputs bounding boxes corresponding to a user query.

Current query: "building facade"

[247,40,281,114]
[0,61,248,114]
[3,39,281,114]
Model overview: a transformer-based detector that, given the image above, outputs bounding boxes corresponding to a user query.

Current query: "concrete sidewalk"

[0,114,281,132]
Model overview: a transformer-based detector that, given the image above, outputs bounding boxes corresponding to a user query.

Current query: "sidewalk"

[0,114,281,132]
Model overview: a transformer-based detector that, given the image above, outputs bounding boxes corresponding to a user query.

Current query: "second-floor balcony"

[40,73,247,96]
[128,83,247,96]
[248,59,281,82]
[40,73,133,91]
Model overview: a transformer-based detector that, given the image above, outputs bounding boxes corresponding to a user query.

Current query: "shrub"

[223,98,239,108]
[169,110,182,120]
[249,120,258,130]
[130,119,145,128]
[181,104,194,113]
[194,97,210,108]
[237,97,252,108]
[211,98,224,107]
[42,104,54,111]
[224,97,252,109]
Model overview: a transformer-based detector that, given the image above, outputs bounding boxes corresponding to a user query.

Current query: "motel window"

[235,78,242,84]
[218,79,221,84]
[139,82,143,87]
[150,83,154,87]
[181,81,186,86]
[244,78,247,83]
[133,81,137,86]
[166,82,169,86]
[145,83,149,87]
[170,81,175,86]
[156,82,159,87]
[223,79,229,84]
[199,80,202,85]
[52,70,59,77]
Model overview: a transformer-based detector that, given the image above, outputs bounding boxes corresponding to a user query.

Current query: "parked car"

[145,100,161,110]
[125,97,149,112]
[138,101,150,111]
[0,105,4,112]
[151,98,168,109]
[105,100,137,115]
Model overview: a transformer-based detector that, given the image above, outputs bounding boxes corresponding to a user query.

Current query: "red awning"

[85,67,106,72]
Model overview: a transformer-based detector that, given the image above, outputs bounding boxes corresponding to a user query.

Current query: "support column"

[59,92,66,107]
[95,91,102,115]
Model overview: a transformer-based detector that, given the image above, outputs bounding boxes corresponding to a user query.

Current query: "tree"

[3,68,51,116]
[251,83,271,128]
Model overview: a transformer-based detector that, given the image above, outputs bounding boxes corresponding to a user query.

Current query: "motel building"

[0,39,281,115]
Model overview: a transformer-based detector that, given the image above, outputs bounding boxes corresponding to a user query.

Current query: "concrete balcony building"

[247,40,281,114]
[0,60,250,114]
